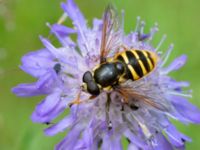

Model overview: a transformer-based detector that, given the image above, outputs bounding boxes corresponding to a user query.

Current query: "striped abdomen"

[115,49,158,81]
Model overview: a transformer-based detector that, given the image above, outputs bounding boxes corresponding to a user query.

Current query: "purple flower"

[12,0,200,149]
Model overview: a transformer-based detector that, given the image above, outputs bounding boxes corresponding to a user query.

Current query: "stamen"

[108,121,112,130]
[168,91,192,98]
[135,16,141,32]
[140,21,145,35]
[147,23,159,42]
[131,114,152,139]
[160,44,174,67]
[47,23,71,48]
[155,34,167,52]
[57,13,68,25]
[150,138,158,147]
[169,81,190,88]
[157,51,163,55]
[46,13,68,41]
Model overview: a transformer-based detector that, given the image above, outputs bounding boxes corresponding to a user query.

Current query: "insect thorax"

[93,61,125,88]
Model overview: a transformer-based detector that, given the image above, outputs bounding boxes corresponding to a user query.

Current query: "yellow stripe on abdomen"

[131,50,148,75]
[127,64,140,80]
[141,51,154,70]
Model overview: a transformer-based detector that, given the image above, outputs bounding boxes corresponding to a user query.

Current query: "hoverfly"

[66,6,175,131]
[69,5,164,110]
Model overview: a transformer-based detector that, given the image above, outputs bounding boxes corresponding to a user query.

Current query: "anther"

[147,23,159,42]
[57,13,68,25]
[44,122,54,125]
[53,63,61,74]
[130,104,139,110]
[108,121,112,130]
[181,138,186,143]
[121,105,124,111]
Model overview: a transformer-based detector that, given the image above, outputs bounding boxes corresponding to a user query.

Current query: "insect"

[83,49,158,96]
[69,5,162,107]
[68,4,170,131]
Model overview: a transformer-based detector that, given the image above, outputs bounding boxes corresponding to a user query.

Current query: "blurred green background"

[0,0,200,149]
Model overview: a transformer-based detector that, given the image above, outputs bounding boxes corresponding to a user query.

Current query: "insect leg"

[68,91,97,107]
[115,88,129,103]
[106,93,112,130]
[68,91,82,107]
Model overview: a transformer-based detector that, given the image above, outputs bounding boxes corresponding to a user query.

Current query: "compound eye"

[115,62,124,74]
[83,71,93,83]
[87,81,100,96]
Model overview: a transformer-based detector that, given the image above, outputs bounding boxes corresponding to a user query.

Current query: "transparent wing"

[115,85,170,112]
[100,5,122,63]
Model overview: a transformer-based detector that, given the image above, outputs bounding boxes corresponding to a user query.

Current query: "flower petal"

[40,36,79,68]
[128,143,139,150]
[124,130,148,149]
[61,0,90,55]
[48,23,75,48]
[34,89,62,116]
[61,0,86,30]
[31,99,66,123]
[168,95,200,123]
[55,125,83,150]
[12,82,49,97]
[81,126,94,149]
[165,124,191,148]
[153,133,173,150]
[162,55,187,74]
[101,134,122,150]
[20,49,53,77]
[45,115,74,136]
[12,71,56,97]
[51,24,76,36]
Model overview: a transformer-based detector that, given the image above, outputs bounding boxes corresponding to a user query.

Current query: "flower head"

[13,0,200,149]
